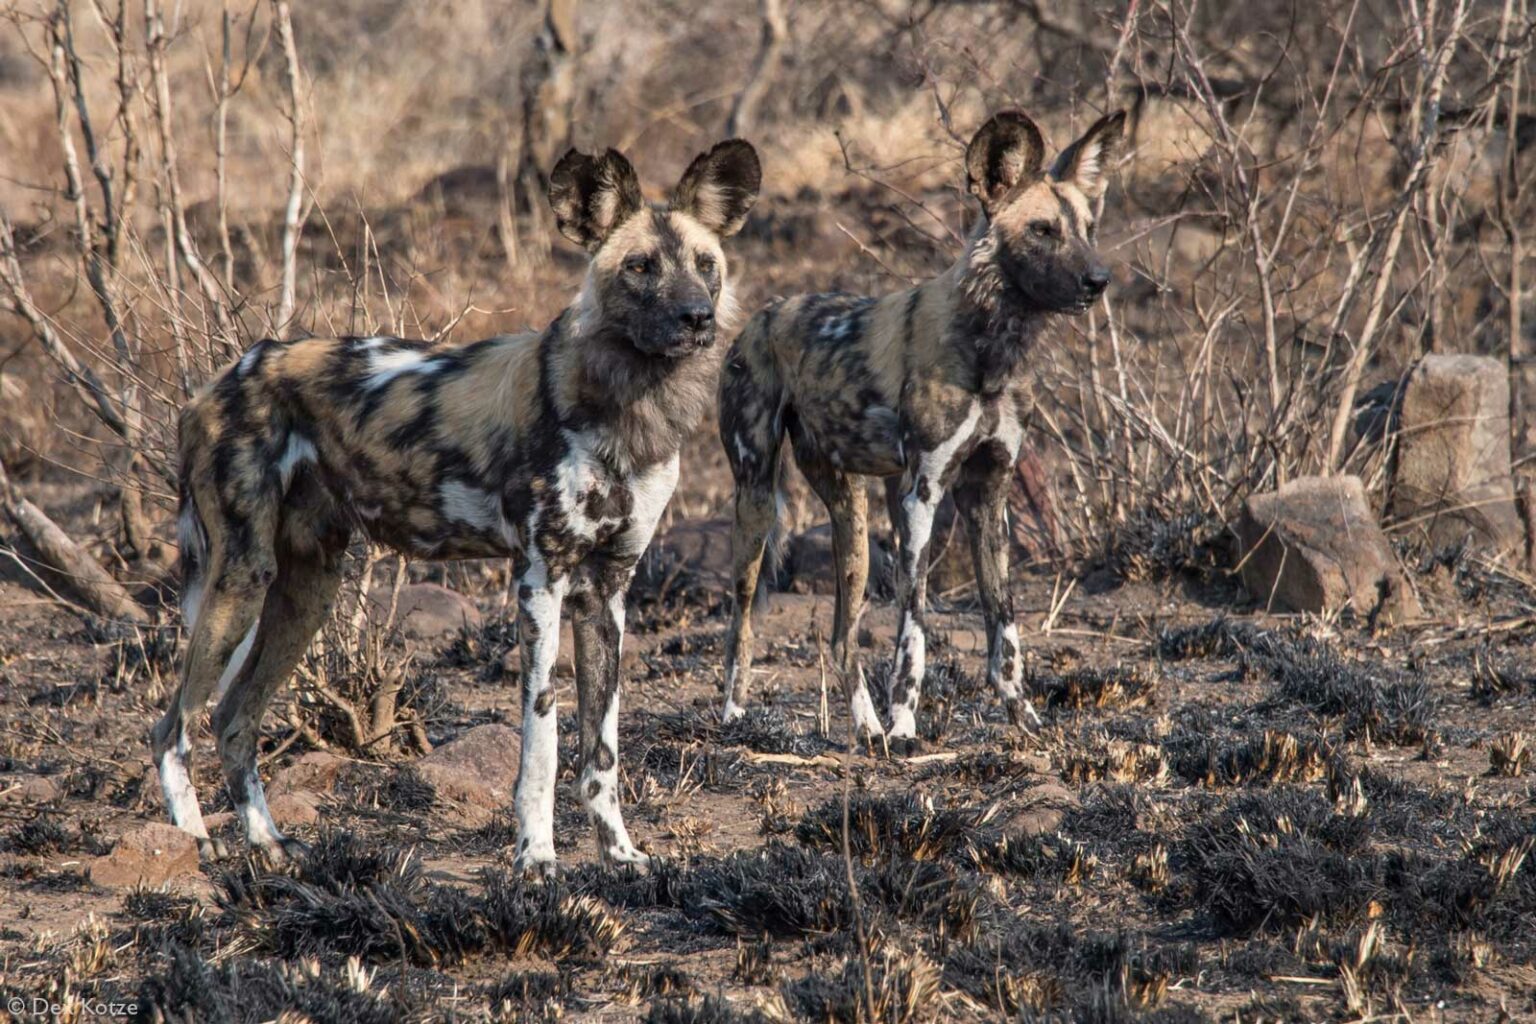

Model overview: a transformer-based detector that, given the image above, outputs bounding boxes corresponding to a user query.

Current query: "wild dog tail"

[176,451,210,633]
[719,306,792,588]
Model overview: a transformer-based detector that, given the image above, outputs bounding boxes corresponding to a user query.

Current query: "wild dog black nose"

[679,305,714,331]
[1082,266,1111,295]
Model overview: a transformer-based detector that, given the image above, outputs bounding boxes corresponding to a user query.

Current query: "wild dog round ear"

[965,111,1045,211]
[548,147,645,251]
[671,139,763,238]
[1050,109,1128,201]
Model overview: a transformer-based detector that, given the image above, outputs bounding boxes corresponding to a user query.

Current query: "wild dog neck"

[937,224,1060,395]
[544,307,720,469]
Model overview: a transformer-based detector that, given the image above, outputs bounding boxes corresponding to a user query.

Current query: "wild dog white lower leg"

[513,556,567,875]
[889,484,937,748]
[889,404,980,750]
[573,586,648,867]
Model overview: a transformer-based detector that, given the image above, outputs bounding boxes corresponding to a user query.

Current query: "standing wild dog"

[152,139,760,874]
[720,109,1123,753]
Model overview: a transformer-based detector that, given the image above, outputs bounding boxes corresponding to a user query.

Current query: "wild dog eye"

[624,255,654,275]
[695,253,717,274]
[1029,220,1059,240]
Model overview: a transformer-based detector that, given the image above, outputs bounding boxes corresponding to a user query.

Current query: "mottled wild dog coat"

[153,139,760,873]
[720,109,1124,752]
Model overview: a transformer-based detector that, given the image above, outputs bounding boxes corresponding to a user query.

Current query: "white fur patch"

[990,622,1023,701]
[237,766,285,849]
[512,553,568,869]
[158,729,209,839]
[849,666,884,739]
[237,343,264,376]
[901,401,982,579]
[614,452,679,558]
[365,347,442,390]
[277,434,317,489]
[214,622,258,704]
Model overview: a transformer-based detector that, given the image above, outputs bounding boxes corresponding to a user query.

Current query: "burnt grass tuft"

[794,792,998,861]
[1027,662,1158,711]
[1102,503,1228,584]
[214,831,623,966]
[718,704,824,755]
[1158,620,1439,744]
[137,939,411,1024]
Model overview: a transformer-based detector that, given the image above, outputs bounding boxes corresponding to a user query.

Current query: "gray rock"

[1235,474,1420,621]
[371,583,482,642]
[1392,354,1524,558]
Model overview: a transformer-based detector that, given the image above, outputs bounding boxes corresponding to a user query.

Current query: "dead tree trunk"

[726,0,787,139]
[513,0,581,269]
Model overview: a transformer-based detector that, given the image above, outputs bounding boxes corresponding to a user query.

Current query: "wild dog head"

[550,140,762,357]
[964,109,1125,315]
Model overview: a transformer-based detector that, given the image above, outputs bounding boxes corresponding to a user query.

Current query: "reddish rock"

[0,774,64,804]
[1235,475,1420,621]
[1392,354,1524,557]
[414,723,519,814]
[88,823,200,888]
[268,791,321,826]
[268,751,348,799]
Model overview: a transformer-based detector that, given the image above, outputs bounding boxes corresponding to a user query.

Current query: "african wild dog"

[151,139,760,874]
[719,109,1123,753]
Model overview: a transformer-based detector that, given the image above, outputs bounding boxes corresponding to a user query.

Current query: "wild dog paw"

[196,836,230,862]
[1005,697,1043,730]
[256,835,310,870]
[887,735,924,758]
[513,853,559,881]
[601,845,655,874]
[720,701,747,724]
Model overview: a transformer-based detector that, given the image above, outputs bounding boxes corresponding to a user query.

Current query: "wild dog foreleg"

[888,403,981,753]
[512,553,568,877]
[954,457,1040,728]
[571,571,649,870]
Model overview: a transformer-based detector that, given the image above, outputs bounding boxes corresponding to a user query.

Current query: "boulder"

[267,791,321,827]
[87,823,200,888]
[371,583,482,642]
[1014,780,1078,836]
[1392,354,1524,557]
[413,723,519,814]
[268,751,348,799]
[1235,475,1420,621]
